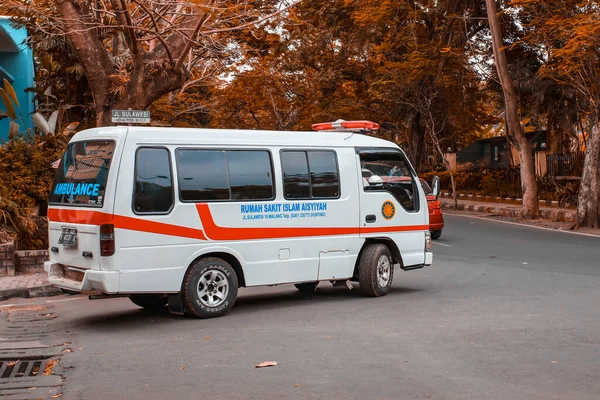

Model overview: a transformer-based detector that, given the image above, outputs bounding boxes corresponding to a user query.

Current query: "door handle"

[365,214,377,223]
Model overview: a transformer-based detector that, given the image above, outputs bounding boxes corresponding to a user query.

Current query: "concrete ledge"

[439,193,576,209]
[0,284,62,301]
[440,202,577,223]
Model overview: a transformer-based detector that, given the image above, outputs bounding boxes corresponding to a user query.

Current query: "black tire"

[358,243,394,297]
[294,282,319,293]
[129,295,168,310]
[431,230,442,240]
[182,257,238,319]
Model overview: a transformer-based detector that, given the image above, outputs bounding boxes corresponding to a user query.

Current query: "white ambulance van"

[45,120,439,318]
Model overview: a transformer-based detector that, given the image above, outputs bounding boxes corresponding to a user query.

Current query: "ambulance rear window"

[49,140,115,207]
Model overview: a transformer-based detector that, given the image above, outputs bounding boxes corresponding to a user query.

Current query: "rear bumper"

[45,261,120,293]
[425,251,433,266]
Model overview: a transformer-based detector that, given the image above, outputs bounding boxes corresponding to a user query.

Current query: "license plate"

[58,228,78,246]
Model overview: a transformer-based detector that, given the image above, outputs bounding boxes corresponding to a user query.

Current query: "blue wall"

[0,17,34,142]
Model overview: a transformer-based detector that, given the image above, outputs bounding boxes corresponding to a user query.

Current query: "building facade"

[0,17,34,141]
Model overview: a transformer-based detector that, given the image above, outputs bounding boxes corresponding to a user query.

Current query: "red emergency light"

[311,119,380,132]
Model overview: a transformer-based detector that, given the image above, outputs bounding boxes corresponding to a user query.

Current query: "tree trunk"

[430,134,458,210]
[55,0,115,128]
[547,115,561,154]
[409,113,426,170]
[486,0,539,218]
[576,120,600,228]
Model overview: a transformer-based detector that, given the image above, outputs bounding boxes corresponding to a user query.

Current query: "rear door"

[358,148,428,267]
[47,137,121,270]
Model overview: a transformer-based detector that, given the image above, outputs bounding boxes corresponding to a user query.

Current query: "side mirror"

[431,176,441,198]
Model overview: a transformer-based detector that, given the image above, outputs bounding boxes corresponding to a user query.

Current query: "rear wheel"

[129,295,168,310]
[182,257,238,318]
[294,282,319,293]
[431,230,442,240]
[359,244,394,297]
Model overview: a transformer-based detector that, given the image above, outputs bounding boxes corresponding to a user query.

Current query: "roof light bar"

[311,119,380,132]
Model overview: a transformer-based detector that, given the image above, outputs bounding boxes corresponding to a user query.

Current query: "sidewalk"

[439,197,577,223]
[0,272,61,301]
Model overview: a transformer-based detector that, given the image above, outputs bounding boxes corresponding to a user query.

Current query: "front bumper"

[45,261,120,293]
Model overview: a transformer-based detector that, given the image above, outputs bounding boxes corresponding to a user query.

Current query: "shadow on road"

[69,305,178,332]
[67,285,424,332]
[232,285,423,314]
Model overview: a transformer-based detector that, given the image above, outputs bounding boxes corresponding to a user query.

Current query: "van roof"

[71,126,401,149]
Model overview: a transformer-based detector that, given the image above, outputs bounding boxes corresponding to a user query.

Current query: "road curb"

[439,201,577,223]
[439,192,576,210]
[0,284,62,302]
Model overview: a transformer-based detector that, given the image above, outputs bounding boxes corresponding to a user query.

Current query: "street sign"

[111,110,150,124]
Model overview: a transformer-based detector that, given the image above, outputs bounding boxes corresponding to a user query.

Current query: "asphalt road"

[2,214,600,400]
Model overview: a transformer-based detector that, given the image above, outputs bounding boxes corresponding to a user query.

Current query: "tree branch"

[174,14,208,72]
[132,0,174,65]
[199,2,300,35]
[109,0,140,58]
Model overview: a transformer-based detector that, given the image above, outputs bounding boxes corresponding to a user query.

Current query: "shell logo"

[381,201,396,220]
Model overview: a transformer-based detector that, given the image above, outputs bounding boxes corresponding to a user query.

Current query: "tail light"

[425,231,432,250]
[100,224,115,256]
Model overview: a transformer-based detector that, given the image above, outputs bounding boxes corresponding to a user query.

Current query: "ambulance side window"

[281,151,310,199]
[133,147,174,214]
[176,149,275,202]
[281,150,340,200]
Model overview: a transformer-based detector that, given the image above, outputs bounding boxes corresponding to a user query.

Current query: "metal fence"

[546,152,585,177]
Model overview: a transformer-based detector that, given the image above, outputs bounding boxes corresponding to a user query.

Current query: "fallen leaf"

[51,395,62,398]
[180,366,185,370]
[44,359,58,375]
[203,336,211,340]
[255,361,278,368]
[28,387,36,390]
[295,384,301,387]
[7,361,17,367]
[64,348,73,353]
[551,361,558,364]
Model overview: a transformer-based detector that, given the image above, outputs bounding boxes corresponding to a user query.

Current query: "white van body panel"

[45,126,432,294]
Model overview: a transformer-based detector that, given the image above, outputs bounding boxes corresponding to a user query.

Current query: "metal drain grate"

[0,360,46,379]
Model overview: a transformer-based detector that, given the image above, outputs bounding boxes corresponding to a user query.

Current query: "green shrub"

[0,133,69,249]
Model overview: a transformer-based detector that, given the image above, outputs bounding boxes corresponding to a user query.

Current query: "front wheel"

[129,295,168,310]
[358,244,394,297]
[182,257,238,318]
[431,230,442,240]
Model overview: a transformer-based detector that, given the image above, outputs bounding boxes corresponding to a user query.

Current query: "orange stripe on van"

[48,206,426,242]
[113,215,207,240]
[48,209,112,225]
[48,208,207,240]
